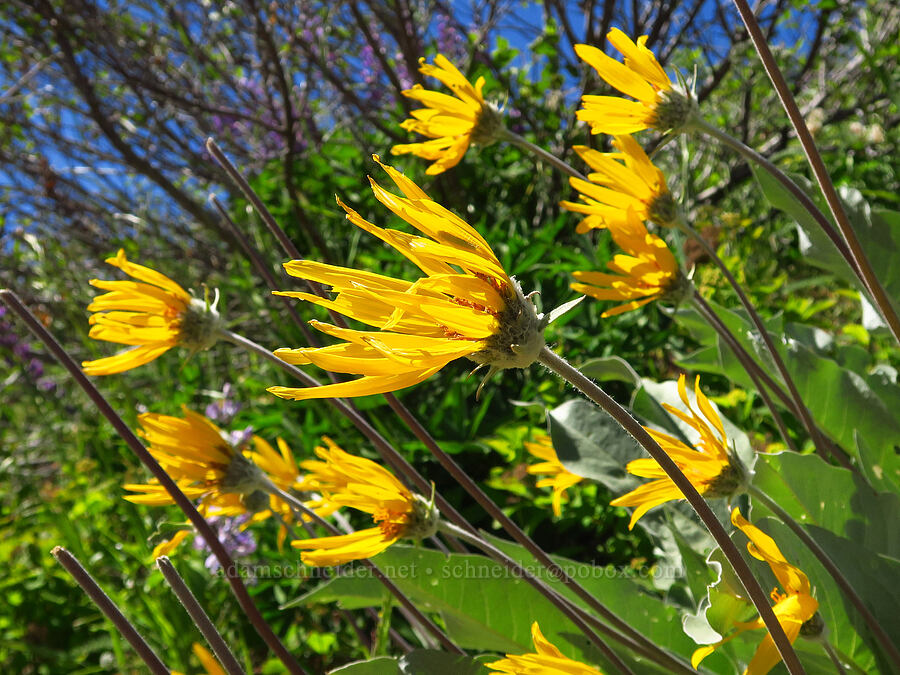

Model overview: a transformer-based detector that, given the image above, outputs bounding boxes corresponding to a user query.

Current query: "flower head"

[561,135,675,233]
[487,621,604,675]
[525,434,583,517]
[692,508,819,675]
[268,158,545,401]
[123,408,327,555]
[571,208,687,317]
[391,55,504,174]
[610,374,744,529]
[292,438,438,566]
[575,28,694,134]
[82,249,222,375]
[171,643,226,675]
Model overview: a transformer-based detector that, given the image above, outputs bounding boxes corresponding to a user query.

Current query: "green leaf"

[752,452,900,559]
[577,356,640,386]
[289,546,579,656]
[398,650,488,675]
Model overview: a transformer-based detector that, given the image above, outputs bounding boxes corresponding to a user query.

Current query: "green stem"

[502,129,587,180]
[538,346,807,675]
[728,0,900,347]
[748,485,900,669]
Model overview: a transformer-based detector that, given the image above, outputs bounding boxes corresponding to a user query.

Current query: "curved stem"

[156,557,246,675]
[748,485,900,670]
[502,129,587,181]
[52,547,170,675]
[691,293,800,453]
[439,522,642,675]
[728,0,900,347]
[689,118,857,278]
[676,218,852,471]
[538,346,807,675]
[1,291,308,675]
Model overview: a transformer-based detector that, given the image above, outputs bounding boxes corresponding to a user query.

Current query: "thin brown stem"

[729,0,900,346]
[538,346,807,675]
[156,557,246,675]
[0,291,307,675]
[51,547,169,675]
[691,294,800,453]
[677,219,852,470]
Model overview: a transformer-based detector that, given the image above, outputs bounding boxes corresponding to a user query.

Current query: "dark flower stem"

[156,557,246,675]
[748,485,900,669]
[728,0,900,346]
[0,290,308,675]
[675,219,851,471]
[538,345,807,675]
[691,294,799,453]
[52,547,169,675]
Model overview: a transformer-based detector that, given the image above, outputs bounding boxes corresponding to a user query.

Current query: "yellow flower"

[391,54,503,175]
[268,157,544,401]
[123,408,328,555]
[525,434,583,517]
[292,438,438,566]
[610,374,743,529]
[692,508,819,675]
[560,135,675,233]
[575,28,693,135]
[82,249,221,375]
[171,643,226,675]
[487,621,604,675]
[571,208,685,317]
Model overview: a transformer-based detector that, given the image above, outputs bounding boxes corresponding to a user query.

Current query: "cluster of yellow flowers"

[80,27,822,675]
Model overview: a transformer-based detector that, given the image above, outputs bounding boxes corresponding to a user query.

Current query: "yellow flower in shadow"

[560,135,674,233]
[82,249,221,375]
[292,438,437,566]
[268,157,545,401]
[487,621,604,674]
[171,643,225,675]
[571,208,685,317]
[692,508,819,675]
[123,408,328,555]
[391,55,503,174]
[575,28,693,135]
[610,374,743,528]
[525,434,583,517]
